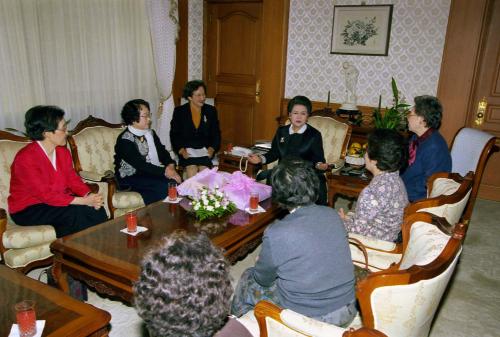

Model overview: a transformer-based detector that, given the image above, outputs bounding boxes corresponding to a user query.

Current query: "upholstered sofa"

[0,131,56,272]
[68,115,145,218]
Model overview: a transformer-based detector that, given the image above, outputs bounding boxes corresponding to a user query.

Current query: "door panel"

[468,0,500,199]
[207,2,262,146]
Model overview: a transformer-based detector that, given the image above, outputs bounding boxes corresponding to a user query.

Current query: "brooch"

[280,137,285,143]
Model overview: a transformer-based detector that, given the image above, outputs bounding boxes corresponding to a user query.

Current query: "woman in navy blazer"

[170,80,221,178]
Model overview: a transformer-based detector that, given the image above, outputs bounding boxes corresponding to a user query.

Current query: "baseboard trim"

[478,184,500,201]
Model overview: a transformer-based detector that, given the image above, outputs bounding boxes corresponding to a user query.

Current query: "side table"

[218,152,262,178]
[327,171,371,208]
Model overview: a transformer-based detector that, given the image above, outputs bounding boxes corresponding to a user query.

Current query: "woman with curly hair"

[401,95,451,202]
[134,232,252,337]
[231,158,356,327]
[339,129,408,241]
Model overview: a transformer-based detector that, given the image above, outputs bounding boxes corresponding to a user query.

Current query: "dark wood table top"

[0,265,110,337]
[51,197,286,303]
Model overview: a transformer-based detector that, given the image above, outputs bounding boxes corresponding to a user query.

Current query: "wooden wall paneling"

[437,0,489,143]
[173,0,189,106]
[256,0,290,141]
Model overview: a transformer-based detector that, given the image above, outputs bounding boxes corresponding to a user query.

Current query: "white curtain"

[145,0,178,151]
[0,0,157,131]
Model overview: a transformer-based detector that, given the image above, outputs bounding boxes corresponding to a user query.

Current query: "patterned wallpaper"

[188,0,203,80]
[285,0,451,107]
[187,0,451,108]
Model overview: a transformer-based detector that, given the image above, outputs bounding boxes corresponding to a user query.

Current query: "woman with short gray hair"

[231,158,357,327]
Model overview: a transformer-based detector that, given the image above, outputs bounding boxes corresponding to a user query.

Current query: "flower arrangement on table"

[190,186,237,221]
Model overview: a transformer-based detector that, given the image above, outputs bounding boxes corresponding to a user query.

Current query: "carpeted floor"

[28,198,500,336]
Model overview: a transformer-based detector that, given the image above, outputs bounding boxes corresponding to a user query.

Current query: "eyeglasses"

[140,113,152,119]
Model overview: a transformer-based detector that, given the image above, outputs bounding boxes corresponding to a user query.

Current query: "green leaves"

[373,77,410,130]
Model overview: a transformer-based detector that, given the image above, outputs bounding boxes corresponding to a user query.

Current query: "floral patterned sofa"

[0,131,56,272]
[67,115,145,218]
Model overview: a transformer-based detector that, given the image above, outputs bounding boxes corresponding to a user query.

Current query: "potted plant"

[373,78,410,130]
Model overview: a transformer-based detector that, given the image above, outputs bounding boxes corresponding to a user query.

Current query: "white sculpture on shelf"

[340,61,359,111]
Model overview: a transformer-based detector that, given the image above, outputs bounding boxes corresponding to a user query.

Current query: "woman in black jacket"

[248,95,329,204]
[114,99,181,205]
[170,80,221,178]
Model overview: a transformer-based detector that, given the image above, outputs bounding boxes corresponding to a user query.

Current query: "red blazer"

[8,142,90,214]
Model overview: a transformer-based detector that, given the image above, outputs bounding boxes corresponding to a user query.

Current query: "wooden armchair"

[68,115,145,218]
[251,300,387,337]
[0,131,56,272]
[450,127,497,224]
[249,213,464,337]
[349,171,473,271]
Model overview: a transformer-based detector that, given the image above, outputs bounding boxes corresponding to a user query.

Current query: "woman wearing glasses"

[8,105,107,237]
[114,99,181,205]
[401,95,451,202]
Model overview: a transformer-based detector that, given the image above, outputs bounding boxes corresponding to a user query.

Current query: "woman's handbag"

[348,237,371,284]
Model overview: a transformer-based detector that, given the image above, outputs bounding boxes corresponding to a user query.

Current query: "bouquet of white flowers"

[191,186,236,221]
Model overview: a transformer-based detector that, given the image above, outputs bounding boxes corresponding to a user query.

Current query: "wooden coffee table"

[0,265,110,337]
[51,198,286,303]
[327,170,371,208]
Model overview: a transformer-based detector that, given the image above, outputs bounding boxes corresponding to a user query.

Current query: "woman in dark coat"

[170,80,221,178]
[248,95,329,204]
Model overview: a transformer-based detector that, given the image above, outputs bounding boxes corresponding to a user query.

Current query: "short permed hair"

[134,232,233,337]
[414,95,443,129]
[270,158,319,208]
[287,95,312,115]
[182,80,207,99]
[24,105,65,141]
[121,99,150,125]
[367,129,407,172]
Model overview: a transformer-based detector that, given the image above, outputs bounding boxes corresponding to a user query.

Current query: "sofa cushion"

[4,242,53,268]
[3,224,56,249]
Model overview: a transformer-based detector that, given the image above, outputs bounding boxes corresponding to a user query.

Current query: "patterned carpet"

[28,199,500,336]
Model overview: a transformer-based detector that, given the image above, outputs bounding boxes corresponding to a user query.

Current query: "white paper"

[120,226,149,236]
[244,205,266,214]
[162,197,183,204]
[9,320,45,337]
[186,147,209,158]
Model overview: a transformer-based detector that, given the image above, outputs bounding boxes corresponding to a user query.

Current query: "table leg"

[52,256,70,294]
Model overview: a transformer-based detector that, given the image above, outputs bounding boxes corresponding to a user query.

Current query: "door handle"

[255,80,261,103]
[474,97,487,126]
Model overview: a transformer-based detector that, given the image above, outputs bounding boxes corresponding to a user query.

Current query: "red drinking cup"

[168,182,178,201]
[15,300,36,337]
[126,212,137,233]
[249,192,259,211]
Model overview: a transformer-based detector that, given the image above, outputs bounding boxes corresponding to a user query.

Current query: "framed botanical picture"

[330,4,393,56]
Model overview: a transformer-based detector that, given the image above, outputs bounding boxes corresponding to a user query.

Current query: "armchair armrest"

[0,208,7,255]
[348,233,401,253]
[79,170,106,182]
[85,182,99,194]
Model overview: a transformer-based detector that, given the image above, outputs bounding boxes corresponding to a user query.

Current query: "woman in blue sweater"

[401,95,451,202]
[231,158,356,326]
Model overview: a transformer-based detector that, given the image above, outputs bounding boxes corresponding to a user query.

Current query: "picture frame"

[330,4,393,56]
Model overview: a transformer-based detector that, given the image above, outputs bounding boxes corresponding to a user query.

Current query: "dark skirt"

[118,174,177,205]
[178,155,213,168]
[10,203,108,238]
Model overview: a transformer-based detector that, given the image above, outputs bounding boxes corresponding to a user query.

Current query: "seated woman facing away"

[400,95,451,202]
[170,80,221,178]
[8,105,107,237]
[231,158,357,327]
[134,232,253,337]
[248,95,329,205]
[114,99,181,205]
[339,129,409,242]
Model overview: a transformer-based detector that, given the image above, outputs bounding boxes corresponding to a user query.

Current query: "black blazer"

[264,124,326,167]
[170,103,221,154]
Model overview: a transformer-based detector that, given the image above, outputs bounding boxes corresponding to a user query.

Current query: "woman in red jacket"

[8,106,107,237]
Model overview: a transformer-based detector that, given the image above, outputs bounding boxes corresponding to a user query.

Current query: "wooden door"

[206,2,262,146]
[467,0,500,199]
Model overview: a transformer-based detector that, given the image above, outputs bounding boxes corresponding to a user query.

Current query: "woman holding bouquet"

[248,95,329,204]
